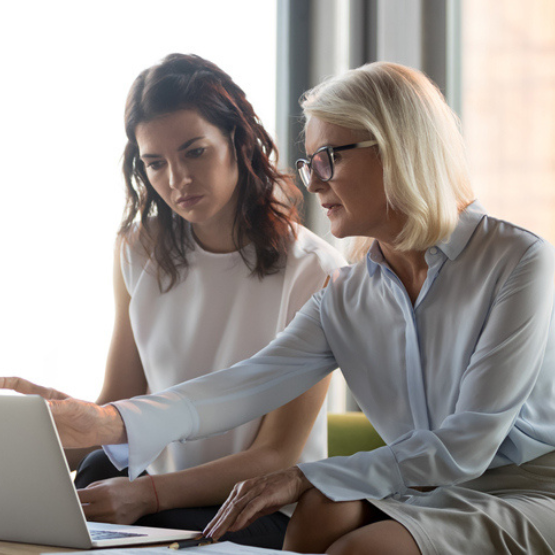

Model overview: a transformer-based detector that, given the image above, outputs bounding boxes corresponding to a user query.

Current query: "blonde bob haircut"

[301,62,474,259]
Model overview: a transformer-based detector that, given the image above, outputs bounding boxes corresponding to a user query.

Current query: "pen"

[169,536,215,549]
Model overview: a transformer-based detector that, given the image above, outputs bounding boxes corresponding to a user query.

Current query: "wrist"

[98,404,127,445]
[293,466,313,496]
[131,475,160,517]
[145,474,160,514]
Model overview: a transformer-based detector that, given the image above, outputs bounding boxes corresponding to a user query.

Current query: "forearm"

[113,363,333,479]
[155,445,296,511]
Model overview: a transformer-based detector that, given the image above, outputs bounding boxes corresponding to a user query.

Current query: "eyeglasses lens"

[312,150,332,182]
[296,149,333,187]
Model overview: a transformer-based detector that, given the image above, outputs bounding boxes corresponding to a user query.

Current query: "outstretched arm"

[2,290,336,471]
[106,291,337,479]
[78,374,331,524]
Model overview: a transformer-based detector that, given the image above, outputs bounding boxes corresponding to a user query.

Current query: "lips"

[321,203,342,217]
[176,195,204,209]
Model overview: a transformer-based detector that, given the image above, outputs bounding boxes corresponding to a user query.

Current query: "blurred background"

[0,0,553,410]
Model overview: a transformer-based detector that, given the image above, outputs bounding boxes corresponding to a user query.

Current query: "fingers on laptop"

[78,477,152,525]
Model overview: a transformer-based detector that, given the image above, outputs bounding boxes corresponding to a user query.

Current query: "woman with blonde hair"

[5,61,555,554]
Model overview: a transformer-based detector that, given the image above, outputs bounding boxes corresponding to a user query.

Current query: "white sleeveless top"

[121,224,346,476]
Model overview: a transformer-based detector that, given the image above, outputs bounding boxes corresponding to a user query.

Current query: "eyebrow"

[140,136,204,159]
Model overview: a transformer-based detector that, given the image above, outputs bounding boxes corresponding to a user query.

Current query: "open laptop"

[0,394,199,549]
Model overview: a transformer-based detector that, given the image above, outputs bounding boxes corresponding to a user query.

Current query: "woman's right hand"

[0,377,127,448]
[78,476,156,524]
[49,398,127,448]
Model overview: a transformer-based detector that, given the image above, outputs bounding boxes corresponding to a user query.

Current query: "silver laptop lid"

[0,394,93,548]
[0,394,200,549]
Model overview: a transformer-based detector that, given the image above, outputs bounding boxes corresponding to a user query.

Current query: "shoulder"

[119,223,154,295]
[326,259,368,295]
[287,224,348,274]
[478,213,542,245]
[120,224,150,266]
[457,214,555,295]
[470,214,554,267]
[277,226,347,324]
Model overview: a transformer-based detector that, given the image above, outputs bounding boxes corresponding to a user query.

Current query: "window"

[462,0,555,242]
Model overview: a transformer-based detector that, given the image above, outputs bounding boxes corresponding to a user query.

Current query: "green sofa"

[327,412,385,457]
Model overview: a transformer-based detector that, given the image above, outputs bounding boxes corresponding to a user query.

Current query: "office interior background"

[1,0,553,411]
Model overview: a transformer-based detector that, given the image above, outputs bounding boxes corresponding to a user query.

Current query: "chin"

[331,230,347,239]
[329,223,351,239]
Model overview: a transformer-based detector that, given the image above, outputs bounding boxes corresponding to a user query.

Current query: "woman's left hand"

[78,476,156,525]
[203,466,313,541]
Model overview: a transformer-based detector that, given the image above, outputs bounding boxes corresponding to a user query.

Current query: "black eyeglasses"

[296,140,378,188]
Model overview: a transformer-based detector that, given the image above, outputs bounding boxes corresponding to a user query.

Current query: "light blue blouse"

[107,201,555,503]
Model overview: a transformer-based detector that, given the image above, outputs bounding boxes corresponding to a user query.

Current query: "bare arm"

[97,240,147,404]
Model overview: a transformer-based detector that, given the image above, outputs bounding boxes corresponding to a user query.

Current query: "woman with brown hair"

[9,53,345,549]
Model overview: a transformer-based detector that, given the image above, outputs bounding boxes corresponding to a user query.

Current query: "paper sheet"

[44,541,319,555]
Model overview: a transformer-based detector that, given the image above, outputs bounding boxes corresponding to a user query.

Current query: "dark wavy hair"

[120,53,302,291]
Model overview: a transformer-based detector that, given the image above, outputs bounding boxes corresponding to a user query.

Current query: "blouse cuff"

[103,443,130,472]
[105,390,198,480]
[298,446,406,501]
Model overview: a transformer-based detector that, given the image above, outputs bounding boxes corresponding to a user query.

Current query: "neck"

[191,222,242,254]
[379,242,428,304]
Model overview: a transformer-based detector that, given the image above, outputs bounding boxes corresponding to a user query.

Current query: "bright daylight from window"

[0,0,277,399]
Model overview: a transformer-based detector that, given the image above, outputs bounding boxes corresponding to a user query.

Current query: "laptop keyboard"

[91,529,148,540]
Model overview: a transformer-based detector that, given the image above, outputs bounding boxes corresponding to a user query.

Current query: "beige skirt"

[370,451,555,555]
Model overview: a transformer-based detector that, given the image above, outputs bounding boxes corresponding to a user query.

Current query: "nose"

[306,173,328,194]
[168,162,192,190]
